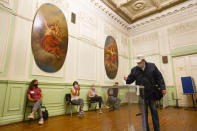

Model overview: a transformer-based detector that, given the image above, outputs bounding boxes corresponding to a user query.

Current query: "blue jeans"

[144,99,160,131]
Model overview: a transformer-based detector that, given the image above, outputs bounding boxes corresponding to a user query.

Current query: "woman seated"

[27,79,44,124]
[88,84,103,114]
[71,81,84,117]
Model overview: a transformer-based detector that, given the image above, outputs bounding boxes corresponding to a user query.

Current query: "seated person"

[71,81,84,117]
[88,84,103,114]
[107,82,121,110]
[27,79,44,125]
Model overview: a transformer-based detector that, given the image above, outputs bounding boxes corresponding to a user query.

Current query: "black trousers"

[90,96,103,108]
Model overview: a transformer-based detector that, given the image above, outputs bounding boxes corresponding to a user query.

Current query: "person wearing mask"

[71,81,84,117]
[88,84,103,114]
[27,79,44,125]
[124,55,166,131]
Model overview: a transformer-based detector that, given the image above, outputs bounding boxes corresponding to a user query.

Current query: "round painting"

[104,36,119,79]
[31,3,68,73]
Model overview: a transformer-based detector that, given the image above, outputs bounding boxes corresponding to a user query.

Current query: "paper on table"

[136,85,140,96]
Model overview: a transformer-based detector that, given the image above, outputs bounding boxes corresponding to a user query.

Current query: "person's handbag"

[42,106,48,120]
[152,85,163,101]
[144,73,163,101]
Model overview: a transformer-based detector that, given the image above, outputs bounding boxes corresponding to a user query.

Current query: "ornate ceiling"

[101,0,187,24]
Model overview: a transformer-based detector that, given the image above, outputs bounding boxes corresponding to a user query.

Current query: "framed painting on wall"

[104,36,119,79]
[31,3,68,73]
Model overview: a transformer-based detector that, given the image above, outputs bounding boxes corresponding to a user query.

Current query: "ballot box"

[101,85,146,131]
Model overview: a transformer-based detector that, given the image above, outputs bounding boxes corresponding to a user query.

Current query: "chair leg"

[176,99,179,108]
[88,102,90,111]
[70,104,72,117]
[23,107,27,121]
[78,105,80,113]
[95,103,97,111]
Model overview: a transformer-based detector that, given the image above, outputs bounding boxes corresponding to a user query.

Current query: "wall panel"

[77,41,97,81]
[4,84,25,116]
[8,16,31,80]
[0,10,12,73]
[0,82,7,117]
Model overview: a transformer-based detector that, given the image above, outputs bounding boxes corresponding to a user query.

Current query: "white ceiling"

[101,0,187,24]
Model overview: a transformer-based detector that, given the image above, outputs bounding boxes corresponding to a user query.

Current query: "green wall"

[0,80,132,125]
[166,86,177,106]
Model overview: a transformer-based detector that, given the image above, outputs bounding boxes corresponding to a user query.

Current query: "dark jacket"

[126,62,166,99]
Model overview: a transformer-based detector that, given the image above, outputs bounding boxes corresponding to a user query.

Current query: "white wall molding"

[167,18,197,50]
[0,0,15,10]
[76,40,97,81]
[0,10,11,73]
[89,0,129,31]
[7,16,32,80]
[132,32,160,56]
[168,19,197,36]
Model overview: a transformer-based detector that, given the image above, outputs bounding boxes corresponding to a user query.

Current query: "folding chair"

[65,94,79,116]
[23,97,46,121]
[87,96,98,111]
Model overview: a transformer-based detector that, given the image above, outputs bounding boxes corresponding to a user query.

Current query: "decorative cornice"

[133,32,158,43]
[167,19,197,35]
[90,0,129,30]
[128,0,197,36]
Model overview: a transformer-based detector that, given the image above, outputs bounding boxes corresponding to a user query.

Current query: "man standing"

[124,55,166,131]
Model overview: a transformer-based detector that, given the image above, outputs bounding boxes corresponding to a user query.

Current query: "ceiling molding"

[90,0,130,30]
[128,1,197,36]
[101,0,187,24]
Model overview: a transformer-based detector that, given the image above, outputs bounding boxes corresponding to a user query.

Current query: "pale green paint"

[171,45,197,57]
[0,82,7,117]
[3,84,26,116]
[0,114,24,125]
[166,86,177,106]
[0,80,106,88]
[0,79,179,125]
[0,81,128,125]
[164,55,177,106]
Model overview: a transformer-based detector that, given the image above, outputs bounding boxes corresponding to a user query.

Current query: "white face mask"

[74,84,78,88]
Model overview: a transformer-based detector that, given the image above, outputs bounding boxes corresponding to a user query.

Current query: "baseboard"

[0,114,23,126]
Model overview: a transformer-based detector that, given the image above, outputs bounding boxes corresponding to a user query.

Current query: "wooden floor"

[0,105,197,131]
